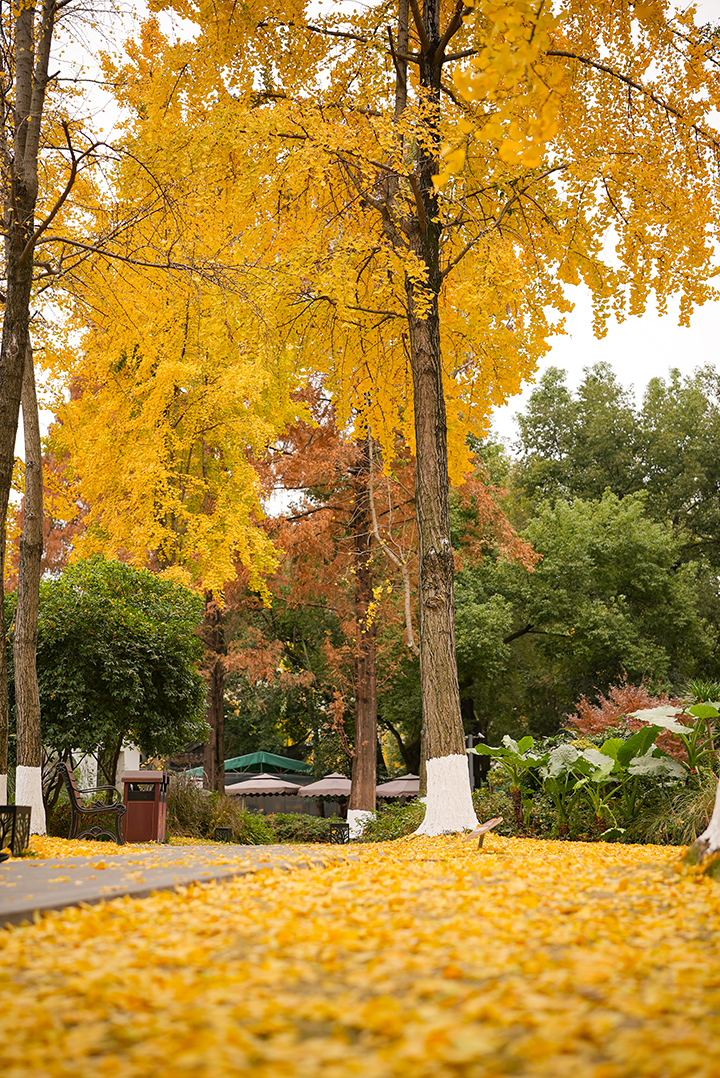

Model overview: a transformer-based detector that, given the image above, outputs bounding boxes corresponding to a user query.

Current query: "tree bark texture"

[382,0,478,832]
[202,596,226,792]
[13,344,46,832]
[403,0,465,763]
[0,0,58,806]
[349,436,377,814]
[15,345,43,769]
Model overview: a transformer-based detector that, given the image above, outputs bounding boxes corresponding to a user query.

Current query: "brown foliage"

[565,677,688,762]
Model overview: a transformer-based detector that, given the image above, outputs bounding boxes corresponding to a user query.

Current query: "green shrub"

[627,771,716,846]
[46,795,73,838]
[265,813,346,843]
[167,776,275,844]
[360,800,425,841]
[472,786,519,835]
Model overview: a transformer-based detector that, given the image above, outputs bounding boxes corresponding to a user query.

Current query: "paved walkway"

[0,844,351,927]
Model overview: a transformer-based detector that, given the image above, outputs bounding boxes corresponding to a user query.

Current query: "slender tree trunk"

[202,594,225,792]
[97,735,123,794]
[0,0,58,806]
[14,344,46,833]
[348,435,378,837]
[0,193,34,810]
[381,717,420,775]
[392,0,477,833]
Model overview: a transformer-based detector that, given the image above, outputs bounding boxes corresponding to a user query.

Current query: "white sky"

[490,0,720,445]
[489,290,719,446]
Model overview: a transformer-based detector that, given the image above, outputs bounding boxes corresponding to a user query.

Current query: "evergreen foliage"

[11,557,208,784]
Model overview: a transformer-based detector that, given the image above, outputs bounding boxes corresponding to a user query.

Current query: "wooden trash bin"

[121,771,169,843]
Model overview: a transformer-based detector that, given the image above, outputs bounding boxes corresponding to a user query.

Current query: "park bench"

[56,760,126,844]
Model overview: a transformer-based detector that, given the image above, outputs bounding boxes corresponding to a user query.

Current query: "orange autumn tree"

[230,385,531,813]
[76,0,720,831]
[259,394,418,824]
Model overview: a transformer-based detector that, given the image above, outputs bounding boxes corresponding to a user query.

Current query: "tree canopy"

[11,557,208,784]
[21,0,720,831]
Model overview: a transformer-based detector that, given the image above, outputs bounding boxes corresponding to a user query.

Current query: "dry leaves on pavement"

[1,834,719,1078]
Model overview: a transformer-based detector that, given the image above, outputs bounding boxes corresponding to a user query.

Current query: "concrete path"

[0,843,351,927]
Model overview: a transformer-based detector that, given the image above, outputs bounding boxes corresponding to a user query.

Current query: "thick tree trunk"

[202,595,225,792]
[348,436,378,838]
[14,345,46,833]
[394,0,476,834]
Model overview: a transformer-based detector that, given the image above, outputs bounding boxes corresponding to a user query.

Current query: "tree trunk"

[0,0,59,807]
[0,194,34,811]
[394,0,477,834]
[97,735,123,794]
[380,717,420,774]
[14,344,46,833]
[348,435,378,838]
[690,775,720,863]
[202,595,225,792]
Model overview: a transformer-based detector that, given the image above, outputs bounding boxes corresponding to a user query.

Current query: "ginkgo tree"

[111,0,720,834]
[44,62,307,788]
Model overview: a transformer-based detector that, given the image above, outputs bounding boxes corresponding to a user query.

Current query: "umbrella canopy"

[376,774,420,798]
[225,773,303,796]
[296,772,352,798]
[186,750,312,778]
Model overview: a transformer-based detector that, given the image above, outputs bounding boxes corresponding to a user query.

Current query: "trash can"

[121,771,169,842]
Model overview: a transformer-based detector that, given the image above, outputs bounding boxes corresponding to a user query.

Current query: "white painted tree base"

[347,809,375,839]
[695,774,720,857]
[413,754,479,836]
[15,765,47,835]
[0,772,6,804]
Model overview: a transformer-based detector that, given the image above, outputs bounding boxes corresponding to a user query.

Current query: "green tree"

[14,556,208,787]
[463,491,716,737]
[640,366,720,564]
[514,363,720,568]
[514,364,643,510]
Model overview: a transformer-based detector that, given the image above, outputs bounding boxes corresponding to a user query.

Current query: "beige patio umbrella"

[225,773,302,796]
[296,772,352,798]
[376,774,420,798]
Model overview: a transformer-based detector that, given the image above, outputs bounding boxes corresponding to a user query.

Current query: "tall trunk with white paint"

[383,0,478,834]
[14,345,46,834]
[0,0,60,815]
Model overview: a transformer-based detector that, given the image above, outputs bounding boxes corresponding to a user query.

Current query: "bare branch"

[435,2,473,65]
[442,165,568,278]
[444,48,478,62]
[19,122,97,266]
[408,0,431,55]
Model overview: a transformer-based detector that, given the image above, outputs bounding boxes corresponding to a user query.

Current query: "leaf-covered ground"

[2,834,719,1077]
